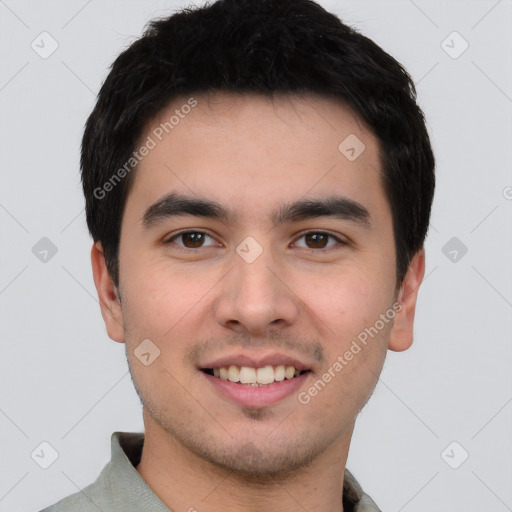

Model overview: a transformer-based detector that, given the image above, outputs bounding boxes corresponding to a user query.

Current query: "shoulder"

[38,466,113,512]
[38,493,96,512]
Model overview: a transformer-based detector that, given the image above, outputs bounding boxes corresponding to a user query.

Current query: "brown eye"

[181,232,206,248]
[305,233,328,249]
[294,231,345,250]
[166,231,218,249]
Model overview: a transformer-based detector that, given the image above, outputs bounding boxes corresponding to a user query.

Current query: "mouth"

[201,365,311,386]
[198,353,314,408]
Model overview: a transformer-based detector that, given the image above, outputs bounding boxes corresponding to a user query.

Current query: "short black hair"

[81,0,435,287]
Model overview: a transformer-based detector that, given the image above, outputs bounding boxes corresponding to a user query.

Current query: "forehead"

[126,91,388,227]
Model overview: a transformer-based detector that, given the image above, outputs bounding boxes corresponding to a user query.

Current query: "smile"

[202,365,310,386]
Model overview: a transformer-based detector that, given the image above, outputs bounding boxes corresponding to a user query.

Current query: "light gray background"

[1,1,511,511]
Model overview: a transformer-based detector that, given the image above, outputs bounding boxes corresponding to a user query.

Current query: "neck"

[136,408,354,512]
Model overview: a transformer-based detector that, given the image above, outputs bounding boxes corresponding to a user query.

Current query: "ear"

[388,249,425,352]
[91,242,125,343]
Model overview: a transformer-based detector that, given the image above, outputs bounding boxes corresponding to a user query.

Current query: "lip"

[199,352,312,372]
[201,370,311,408]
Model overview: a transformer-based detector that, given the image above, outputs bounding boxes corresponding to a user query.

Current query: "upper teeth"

[212,365,301,385]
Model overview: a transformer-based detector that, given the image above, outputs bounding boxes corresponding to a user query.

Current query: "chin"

[200,442,321,480]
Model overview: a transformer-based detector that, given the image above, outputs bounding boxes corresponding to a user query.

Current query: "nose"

[213,245,300,336]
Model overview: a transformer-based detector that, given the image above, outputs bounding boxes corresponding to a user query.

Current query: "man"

[40,0,435,510]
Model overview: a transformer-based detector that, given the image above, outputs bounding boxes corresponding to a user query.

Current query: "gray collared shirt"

[40,432,382,512]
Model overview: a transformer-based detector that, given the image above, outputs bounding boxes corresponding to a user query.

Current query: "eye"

[293,231,346,250]
[164,230,346,251]
[165,230,220,249]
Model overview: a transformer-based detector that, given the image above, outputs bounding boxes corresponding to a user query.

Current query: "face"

[93,91,424,477]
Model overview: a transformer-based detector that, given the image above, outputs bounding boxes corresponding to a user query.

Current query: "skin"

[91,91,425,512]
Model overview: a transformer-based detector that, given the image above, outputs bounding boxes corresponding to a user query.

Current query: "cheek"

[119,265,202,404]
[300,272,393,419]
[120,258,211,337]
[302,264,395,339]
[118,261,229,387]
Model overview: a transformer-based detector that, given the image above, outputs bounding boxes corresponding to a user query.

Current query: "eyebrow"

[142,192,371,228]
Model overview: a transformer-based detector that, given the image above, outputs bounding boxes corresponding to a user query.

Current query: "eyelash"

[164,230,347,251]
